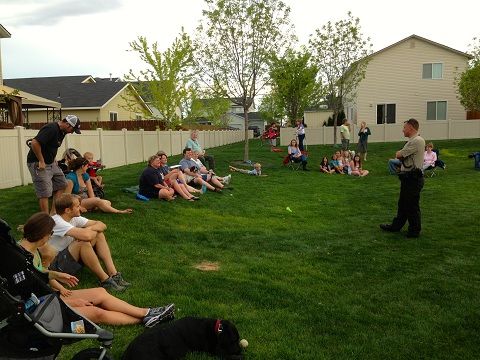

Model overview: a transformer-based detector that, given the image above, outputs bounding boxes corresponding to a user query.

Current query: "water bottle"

[24,293,40,313]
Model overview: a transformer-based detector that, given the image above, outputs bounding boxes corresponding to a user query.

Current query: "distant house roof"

[247,111,262,120]
[369,34,472,60]
[0,24,11,38]
[4,75,138,109]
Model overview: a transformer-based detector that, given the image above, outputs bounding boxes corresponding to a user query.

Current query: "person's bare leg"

[195,178,214,191]
[209,177,224,189]
[172,181,193,200]
[69,242,109,282]
[82,198,132,214]
[91,233,117,276]
[62,288,146,325]
[39,197,49,214]
[38,243,57,268]
[50,189,65,215]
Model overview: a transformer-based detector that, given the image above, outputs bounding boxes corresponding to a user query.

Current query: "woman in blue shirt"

[65,157,132,214]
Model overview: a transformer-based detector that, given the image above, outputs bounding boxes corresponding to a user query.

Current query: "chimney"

[109,73,112,81]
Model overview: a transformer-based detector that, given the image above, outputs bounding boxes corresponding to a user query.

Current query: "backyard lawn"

[0,138,479,360]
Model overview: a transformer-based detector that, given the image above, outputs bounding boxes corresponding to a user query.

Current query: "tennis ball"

[239,339,249,348]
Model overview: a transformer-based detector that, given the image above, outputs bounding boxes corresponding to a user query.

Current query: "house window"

[376,104,396,124]
[422,63,443,79]
[109,112,118,122]
[427,101,447,120]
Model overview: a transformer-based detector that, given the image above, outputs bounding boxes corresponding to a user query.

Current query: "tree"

[195,0,294,161]
[258,92,284,124]
[308,12,372,145]
[125,30,195,129]
[457,37,480,112]
[269,49,321,126]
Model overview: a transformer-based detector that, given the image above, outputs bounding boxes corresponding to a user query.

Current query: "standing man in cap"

[27,115,81,214]
[380,118,425,238]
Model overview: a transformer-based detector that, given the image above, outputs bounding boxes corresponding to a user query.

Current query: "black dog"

[122,316,246,360]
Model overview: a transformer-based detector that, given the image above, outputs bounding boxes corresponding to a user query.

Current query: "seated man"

[192,150,230,187]
[185,130,215,170]
[40,193,130,292]
[179,148,218,192]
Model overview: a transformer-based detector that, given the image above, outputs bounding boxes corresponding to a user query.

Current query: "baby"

[83,152,105,189]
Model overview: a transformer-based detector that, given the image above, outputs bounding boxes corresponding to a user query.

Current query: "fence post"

[97,128,104,163]
[169,129,173,156]
[16,126,28,186]
[140,129,146,161]
[448,119,452,140]
[157,128,161,154]
[383,122,387,142]
[122,128,128,165]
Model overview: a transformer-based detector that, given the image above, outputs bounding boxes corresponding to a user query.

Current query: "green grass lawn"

[0,138,479,360]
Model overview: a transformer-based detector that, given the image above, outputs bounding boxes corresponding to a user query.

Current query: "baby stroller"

[0,218,114,360]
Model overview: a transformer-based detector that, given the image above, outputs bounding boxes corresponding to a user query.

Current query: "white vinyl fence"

[279,120,480,146]
[0,127,249,189]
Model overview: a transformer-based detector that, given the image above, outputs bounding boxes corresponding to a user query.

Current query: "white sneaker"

[224,174,231,185]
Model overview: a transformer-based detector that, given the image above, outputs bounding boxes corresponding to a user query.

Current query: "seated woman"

[350,154,369,177]
[66,158,132,214]
[423,142,437,170]
[138,155,176,201]
[156,153,199,201]
[287,139,308,170]
[18,212,175,327]
[320,156,335,174]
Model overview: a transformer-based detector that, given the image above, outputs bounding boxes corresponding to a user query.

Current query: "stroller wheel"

[71,348,113,360]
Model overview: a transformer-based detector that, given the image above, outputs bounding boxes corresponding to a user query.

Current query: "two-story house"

[343,34,471,125]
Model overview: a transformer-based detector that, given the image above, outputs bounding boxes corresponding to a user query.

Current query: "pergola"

[0,85,61,128]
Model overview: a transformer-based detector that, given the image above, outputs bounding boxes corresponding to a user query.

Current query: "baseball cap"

[64,115,81,134]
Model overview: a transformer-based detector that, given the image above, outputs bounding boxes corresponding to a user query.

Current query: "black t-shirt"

[139,166,164,199]
[27,123,66,164]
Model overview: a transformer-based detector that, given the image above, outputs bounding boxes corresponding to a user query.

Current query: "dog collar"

[215,319,223,334]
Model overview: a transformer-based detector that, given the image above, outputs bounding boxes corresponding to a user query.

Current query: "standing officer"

[27,115,81,214]
[380,118,425,238]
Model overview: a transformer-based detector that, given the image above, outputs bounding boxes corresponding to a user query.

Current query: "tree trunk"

[333,111,338,146]
[243,108,250,162]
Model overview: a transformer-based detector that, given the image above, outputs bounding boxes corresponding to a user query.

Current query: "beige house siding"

[24,85,150,124]
[345,36,469,126]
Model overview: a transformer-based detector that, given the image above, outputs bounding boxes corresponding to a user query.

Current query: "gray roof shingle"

[4,76,127,108]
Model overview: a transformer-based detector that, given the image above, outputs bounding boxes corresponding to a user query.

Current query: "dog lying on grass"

[122,316,248,360]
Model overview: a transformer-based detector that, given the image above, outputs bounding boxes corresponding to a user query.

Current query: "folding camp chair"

[424,149,446,177]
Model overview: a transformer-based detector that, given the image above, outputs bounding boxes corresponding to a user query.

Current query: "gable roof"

[370,34,472,60]
[4,75,130,108]
[0,24,11,38]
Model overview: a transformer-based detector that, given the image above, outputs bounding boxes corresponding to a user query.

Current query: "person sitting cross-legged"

[39,193,130,292]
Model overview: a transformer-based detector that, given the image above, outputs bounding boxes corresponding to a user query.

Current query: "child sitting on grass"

[229,163,267,176]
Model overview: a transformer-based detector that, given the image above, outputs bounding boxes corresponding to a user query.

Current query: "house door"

[376,104,396,124]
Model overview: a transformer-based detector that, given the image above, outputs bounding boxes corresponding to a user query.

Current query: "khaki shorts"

[28,162,67,198]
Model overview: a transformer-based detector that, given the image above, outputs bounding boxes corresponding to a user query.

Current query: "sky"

[1,0,478,80]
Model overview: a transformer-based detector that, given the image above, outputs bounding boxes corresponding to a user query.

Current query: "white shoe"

[224,174,231,185]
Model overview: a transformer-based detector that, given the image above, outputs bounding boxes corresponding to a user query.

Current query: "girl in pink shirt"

[423,143,437,170]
